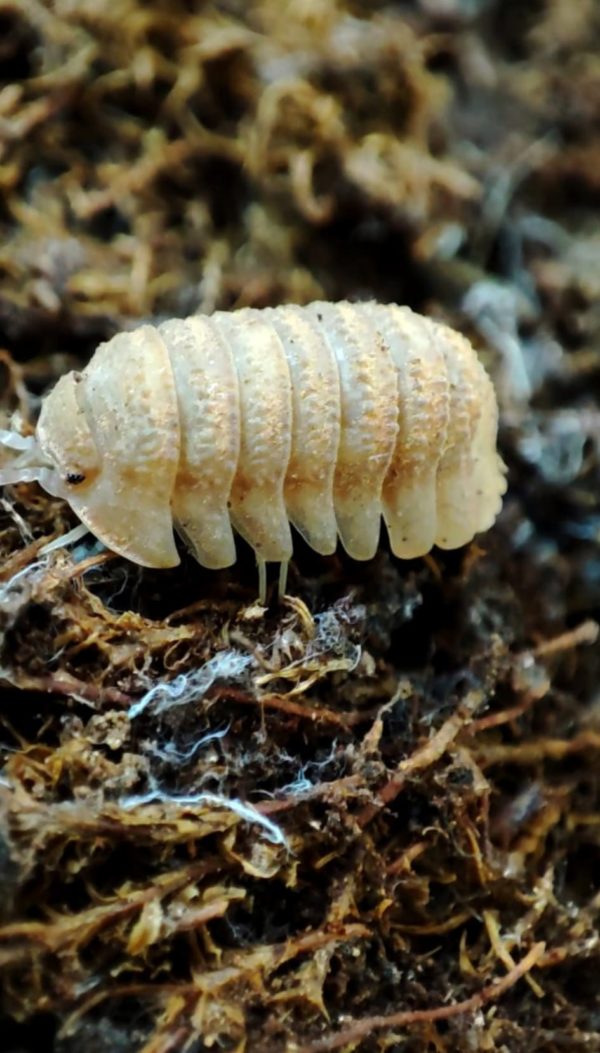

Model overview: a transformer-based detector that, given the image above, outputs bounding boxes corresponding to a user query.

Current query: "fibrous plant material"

[1,1,600,1052]
[1,542,599,1053]
[0,302,506,593]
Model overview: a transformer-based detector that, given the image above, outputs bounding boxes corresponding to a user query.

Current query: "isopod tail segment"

[0,302,507,603]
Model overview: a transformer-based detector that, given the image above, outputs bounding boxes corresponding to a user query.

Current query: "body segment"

[264,304,341,556]
[212,308,294,567]
[305,301,399,561]
[158,316,240,569]
[358,303,450,559]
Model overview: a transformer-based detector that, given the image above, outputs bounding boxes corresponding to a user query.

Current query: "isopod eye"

[65,471,86,485]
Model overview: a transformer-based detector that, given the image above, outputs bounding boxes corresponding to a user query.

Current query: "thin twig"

[256,774,367,816]
[211,685,371,728]
[469,681,550,733]
[357,690,485,826]
[63,551,119,579]
[476,730,600,768]
[0,670,131,707]
[292,942,545,1053]
[530,620,599,658]
[0,536,53,582]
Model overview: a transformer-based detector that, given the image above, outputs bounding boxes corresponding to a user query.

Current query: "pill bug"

[0,302,506,598]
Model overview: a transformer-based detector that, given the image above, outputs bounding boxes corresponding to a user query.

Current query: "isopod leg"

[258,559,267,605]
[255,560,288,603]
[278,560,289,598]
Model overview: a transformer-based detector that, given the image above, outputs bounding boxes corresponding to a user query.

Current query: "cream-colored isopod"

[0,302,506,599]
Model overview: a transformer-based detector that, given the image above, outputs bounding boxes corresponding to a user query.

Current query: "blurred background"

[1,0,598,388]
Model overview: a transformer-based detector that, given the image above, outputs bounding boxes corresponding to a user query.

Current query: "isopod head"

[35,326,182,568]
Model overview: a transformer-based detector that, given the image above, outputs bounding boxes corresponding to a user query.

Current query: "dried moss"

[1,1,600,1051]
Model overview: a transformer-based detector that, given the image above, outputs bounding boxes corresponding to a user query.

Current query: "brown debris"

[294,942,546,1053]
[1,1,600,1051]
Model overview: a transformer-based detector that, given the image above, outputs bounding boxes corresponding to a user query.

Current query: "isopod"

[0,302,506,598]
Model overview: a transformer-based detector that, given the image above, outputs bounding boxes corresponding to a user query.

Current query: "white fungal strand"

[1,302,507,588]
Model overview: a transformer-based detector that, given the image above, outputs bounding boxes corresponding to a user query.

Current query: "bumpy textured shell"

[35,302,506,575]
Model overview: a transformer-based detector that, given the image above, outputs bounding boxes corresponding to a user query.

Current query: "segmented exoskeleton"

[0,302,506,598]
